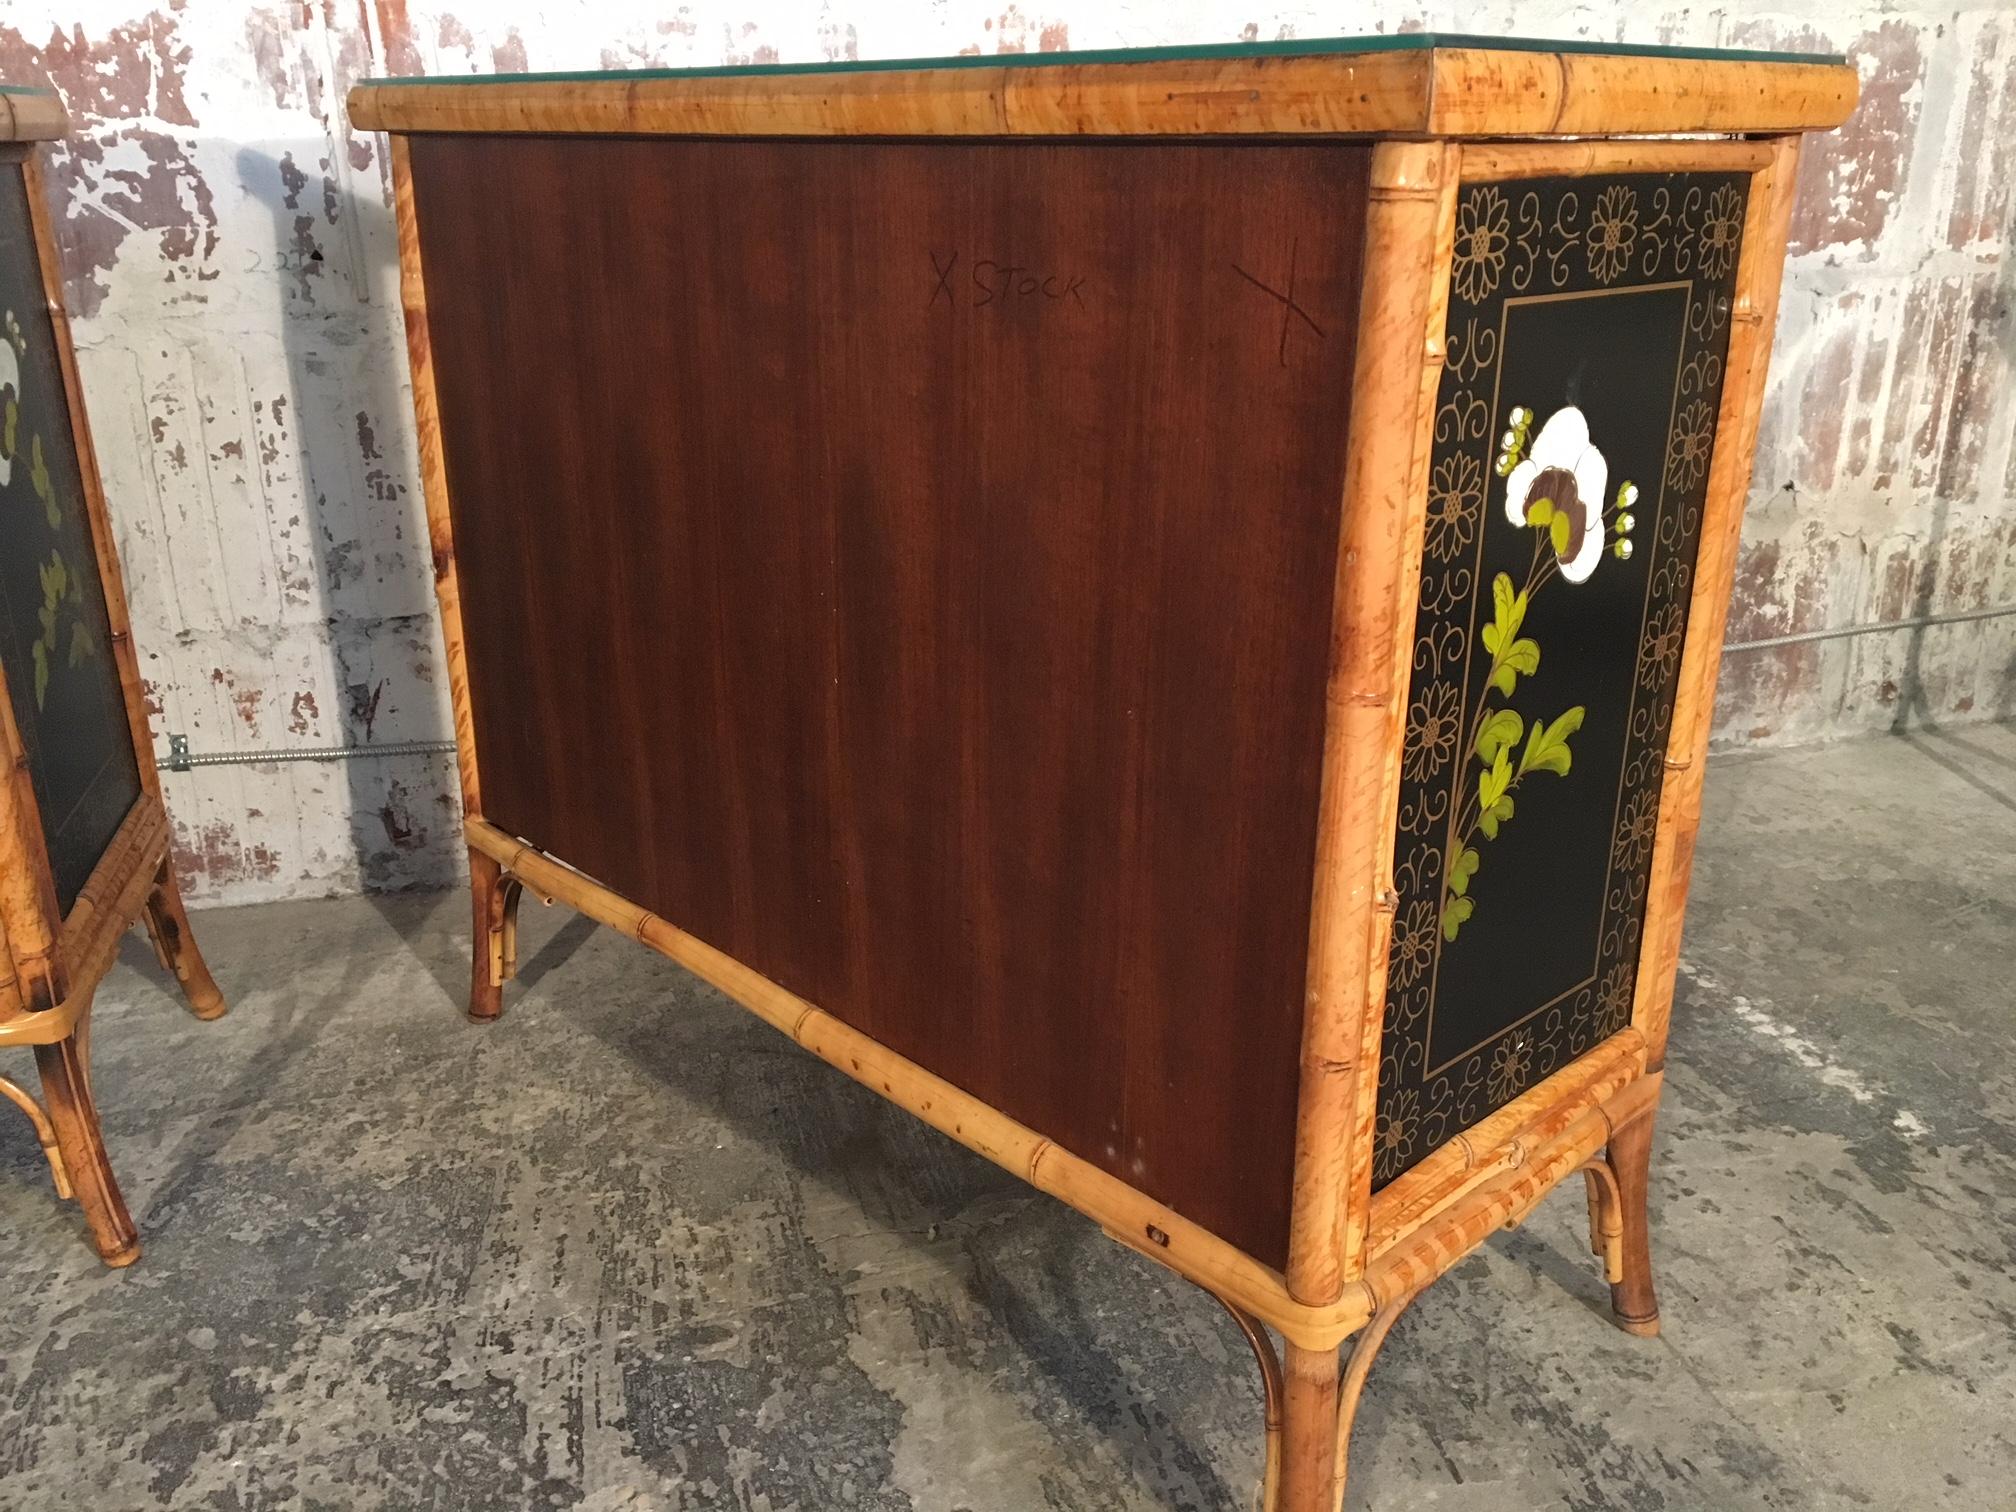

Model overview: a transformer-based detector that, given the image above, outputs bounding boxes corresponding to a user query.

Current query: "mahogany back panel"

[411,136,1367,1267]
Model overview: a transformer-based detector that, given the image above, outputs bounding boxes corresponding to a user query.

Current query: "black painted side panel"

[1374,173,1748,1186]
[0,162,140,916]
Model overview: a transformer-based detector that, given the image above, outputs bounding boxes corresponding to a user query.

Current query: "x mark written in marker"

[1231,239,1325,367]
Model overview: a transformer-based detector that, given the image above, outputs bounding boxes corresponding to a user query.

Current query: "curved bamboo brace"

[468,853,526,1022]
[1329,1286,1422,1511]
[1207,1291,1285,1512]
[1579,1157,1626,1285]
[0,1072,69,1197]
[491,875,526,986]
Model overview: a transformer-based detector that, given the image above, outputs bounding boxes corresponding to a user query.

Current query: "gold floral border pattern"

[1373,172,1748,1189]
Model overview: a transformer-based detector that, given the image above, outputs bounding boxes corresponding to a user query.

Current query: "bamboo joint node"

[1024,1137,1055,1183]
[1366,184,1446,204]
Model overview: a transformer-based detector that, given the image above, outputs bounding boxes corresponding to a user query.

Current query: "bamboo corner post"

[0,85,229,1266]
[354,34,1854,1510]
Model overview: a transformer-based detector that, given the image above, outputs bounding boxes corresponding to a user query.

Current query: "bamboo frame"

[373,75,1846,1507]
[390,132,518,1026]
[0,648,65,1010]
[0,117,229,1264]
[1287,139,1458,1309]
[389,134,483,825]
[0,914,18,1019]
[0,86,66,144]
[1459,139,1779,181]
[348,44,1856,139]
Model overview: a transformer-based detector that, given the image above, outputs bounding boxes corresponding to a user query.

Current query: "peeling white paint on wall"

[1,2,2011,904]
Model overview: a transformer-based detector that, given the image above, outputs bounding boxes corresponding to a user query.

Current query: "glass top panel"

[359,31,1846,88]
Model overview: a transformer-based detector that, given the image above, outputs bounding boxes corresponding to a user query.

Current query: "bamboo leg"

[140,861,227,1020]
[1280,1341,1342,1512]
[468,848,523,1023]
[1276,1288,1420,1512]
[1605,1112,1661,1337]
[33,998,139,1267]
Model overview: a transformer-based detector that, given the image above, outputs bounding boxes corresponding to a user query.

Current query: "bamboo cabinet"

[352,35,1855,1509]
[0,86,227,1265]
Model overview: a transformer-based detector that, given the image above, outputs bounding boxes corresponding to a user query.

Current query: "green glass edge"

[354,31,1846,90]
[0,84,55,95]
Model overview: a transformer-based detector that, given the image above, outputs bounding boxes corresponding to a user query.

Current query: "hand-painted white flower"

[1502,405,1609,584]
[0,336,19,487]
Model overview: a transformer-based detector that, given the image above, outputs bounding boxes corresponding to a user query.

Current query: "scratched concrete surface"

[1,3,2013,907]
[0,722,2011,1510]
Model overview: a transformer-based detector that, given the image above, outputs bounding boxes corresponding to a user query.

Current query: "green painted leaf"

[1449,846,1481,896]
[30,434,56,527]
[1490,635,1541,698]
[1478,746,1513,811]
[1474,707,1523,764]
[1549,509,1572,557]
[1440,895,1475,942]
[1518,705,1586,779]
[32,643,48,708]
[1478,796,1516,841]
[1482,572,1528,659]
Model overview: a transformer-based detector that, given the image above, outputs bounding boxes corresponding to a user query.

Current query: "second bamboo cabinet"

[1,84,227,1268]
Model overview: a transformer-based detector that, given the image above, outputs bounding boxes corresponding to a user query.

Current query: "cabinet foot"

[468,847,524,1022]
[1213,1286,1419,1512]
[32,998,139,1267]
[1587,1111,1661,1337]
[141,862,227,1020]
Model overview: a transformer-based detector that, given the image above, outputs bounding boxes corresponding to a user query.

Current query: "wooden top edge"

[347,48,1859,138]
[0,85,68,143]
[353,32,1847,93]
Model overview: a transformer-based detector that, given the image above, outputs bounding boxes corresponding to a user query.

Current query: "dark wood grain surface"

[412,136,1366,1267]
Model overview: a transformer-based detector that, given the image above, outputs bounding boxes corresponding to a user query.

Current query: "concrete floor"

[1,722,2012,1511]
